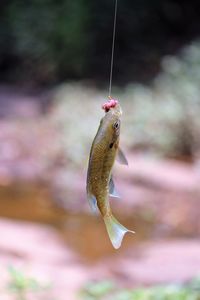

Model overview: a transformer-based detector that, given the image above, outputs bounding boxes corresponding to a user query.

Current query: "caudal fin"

[104,214,135,249]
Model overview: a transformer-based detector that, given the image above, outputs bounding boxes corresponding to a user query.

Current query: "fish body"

[86,100,134,249]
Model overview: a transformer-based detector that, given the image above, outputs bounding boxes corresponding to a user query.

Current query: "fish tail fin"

[103,214,135,249]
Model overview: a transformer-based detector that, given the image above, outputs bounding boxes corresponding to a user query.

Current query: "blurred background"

[0,0,200,299]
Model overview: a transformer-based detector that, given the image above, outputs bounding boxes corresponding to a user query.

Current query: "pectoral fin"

[87,194,98,214]
[117,148,128,165]
[109,176,120,199]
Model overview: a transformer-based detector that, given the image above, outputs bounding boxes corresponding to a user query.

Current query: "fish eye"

[113,120,120,130]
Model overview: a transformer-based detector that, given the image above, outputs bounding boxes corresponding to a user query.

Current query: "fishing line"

[108,0,118,98]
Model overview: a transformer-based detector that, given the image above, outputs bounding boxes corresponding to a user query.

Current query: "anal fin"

[87,194,98,214]
[109,176,120,199]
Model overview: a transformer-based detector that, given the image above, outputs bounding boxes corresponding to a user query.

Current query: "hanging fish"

[86,98,134,249]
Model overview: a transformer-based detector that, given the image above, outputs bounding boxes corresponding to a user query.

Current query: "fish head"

[99,102,122,144]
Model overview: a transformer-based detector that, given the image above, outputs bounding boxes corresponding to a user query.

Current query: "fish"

[86,99,134,249]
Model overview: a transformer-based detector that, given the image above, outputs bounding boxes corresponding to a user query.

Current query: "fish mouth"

[110,103,122,117]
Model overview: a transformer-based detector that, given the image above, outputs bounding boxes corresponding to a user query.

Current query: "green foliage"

[80,281,115,300]
[50,40,200,166]
[7,266,50,300]
[121,40,200,159]
[1,0,90,82]
[1,0,200,83]
[80,278,200,300]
